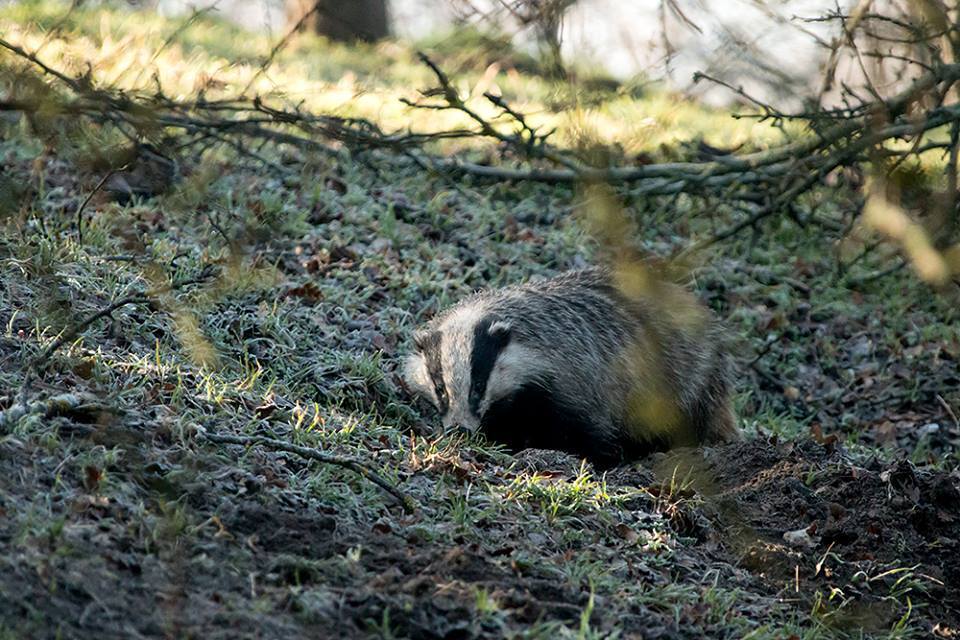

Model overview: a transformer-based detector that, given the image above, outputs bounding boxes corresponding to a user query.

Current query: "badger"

[403,267,739,466]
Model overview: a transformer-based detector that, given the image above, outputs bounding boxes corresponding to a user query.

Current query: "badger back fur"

[403,267,739,465]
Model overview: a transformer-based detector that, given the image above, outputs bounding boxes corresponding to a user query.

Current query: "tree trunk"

[285,0,389,42]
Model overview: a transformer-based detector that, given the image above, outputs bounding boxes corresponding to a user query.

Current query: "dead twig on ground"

[11,266,218,425]
[75,164,129,245]
[200,431,416,513]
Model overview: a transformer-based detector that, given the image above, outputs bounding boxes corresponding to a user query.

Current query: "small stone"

[783,526,819,549]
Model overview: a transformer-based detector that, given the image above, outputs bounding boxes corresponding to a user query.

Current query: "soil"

[3,417,959,638]
[700,438,960,633]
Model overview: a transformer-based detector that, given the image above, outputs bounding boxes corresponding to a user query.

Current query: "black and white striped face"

[403,305,536,433]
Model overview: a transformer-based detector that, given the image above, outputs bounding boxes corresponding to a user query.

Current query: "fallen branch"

[407,58,960,185]
[200,431,416,514]
[3,28,960,258]
[4,33,959,196]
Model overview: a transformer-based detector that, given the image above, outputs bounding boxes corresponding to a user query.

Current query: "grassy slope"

[1,3,959,639]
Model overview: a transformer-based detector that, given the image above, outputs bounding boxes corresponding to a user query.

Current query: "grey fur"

[403,267,739,462]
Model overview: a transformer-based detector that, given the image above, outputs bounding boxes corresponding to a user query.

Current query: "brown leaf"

[810,423,839,447]
[325,176,347,195]
[330,245,358,263]
[84,465,103,491]
[303,254,328,273]
[372,333,395,355]
[516,228,541,244]
[71,494,109,513]
[254,402,277,419]
[614,523,639,544]
[282,282,323,304]
[875,421,898,444]
[441,546,465,565]
[73,359,95,380]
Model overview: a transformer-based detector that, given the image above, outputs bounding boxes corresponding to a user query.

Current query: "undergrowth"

[1,2,958,639]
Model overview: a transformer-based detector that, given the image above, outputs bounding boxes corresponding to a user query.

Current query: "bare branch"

[200,431,416,513]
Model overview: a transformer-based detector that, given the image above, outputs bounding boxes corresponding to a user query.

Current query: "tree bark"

[285,0,389,42]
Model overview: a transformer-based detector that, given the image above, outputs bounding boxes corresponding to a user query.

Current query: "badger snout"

[442,412,480,435]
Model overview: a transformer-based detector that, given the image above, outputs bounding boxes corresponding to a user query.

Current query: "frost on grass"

[1,3,959,639]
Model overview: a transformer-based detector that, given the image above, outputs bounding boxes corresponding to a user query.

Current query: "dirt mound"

[677,438,960,634]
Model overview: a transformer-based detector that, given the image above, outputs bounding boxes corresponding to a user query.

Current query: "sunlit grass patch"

[496,461,612,521]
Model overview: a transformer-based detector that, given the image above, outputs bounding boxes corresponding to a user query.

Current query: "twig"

[200,431,416,513]
[0,37,84,92]
[937,395,960,431]
[30,295,149,378]
[76,165,129,245]
[693,71,779,117]
[16,266,218,412]
[746,334,780,366]
[847,258,907,287]
[127,5,219,88]
[241,1,323,95]
[403,52,578,169]
[38,268,214,368]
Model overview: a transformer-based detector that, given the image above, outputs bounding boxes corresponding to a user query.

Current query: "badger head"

[403,305,537,434]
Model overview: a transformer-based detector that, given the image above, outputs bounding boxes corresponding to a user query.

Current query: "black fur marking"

[418,330,448,414]
[468,318,511,417]
[479,382,673,468]
[479,384,606,467]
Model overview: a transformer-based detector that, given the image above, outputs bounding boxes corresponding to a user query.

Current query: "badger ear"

[414,328,444,354]
[487,320,512,344]
[413,329,431,352]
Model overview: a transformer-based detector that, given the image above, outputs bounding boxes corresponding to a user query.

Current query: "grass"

[1,0,792,158]
[1,2,959,639]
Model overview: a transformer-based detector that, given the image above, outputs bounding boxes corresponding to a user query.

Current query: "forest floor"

[1,3,960,639]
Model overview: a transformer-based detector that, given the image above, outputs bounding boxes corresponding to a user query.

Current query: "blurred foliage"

[0,0,791,160]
